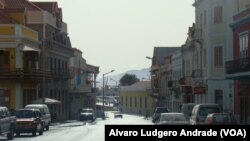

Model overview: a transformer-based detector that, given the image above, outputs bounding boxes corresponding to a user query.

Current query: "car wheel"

[39,129,43,135]
[46,125,49,131]
[32,131,37,136]
[7,126,14,140]
[15,132,20,137]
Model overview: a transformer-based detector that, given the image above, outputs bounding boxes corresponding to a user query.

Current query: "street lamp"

[146,56,153,60]
[102,70,114,120]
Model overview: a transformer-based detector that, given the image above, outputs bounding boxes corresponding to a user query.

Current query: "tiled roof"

[0,10,16,24]
[120,81,151,92]
[4,0,42,11]
[32,2,57,13]
[153,47,180,65]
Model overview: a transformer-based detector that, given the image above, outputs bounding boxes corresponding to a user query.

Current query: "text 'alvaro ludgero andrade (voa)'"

[105,125,249,141]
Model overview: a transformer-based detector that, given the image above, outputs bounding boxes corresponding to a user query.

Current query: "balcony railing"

[0,68,52,82]
[51,69,70,80]
[226,58,250,74]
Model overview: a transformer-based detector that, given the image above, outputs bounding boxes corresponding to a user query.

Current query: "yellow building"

[0,12,47,109]
[119,81,153,116]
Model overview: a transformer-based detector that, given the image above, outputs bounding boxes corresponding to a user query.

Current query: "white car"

[157,113,189,125]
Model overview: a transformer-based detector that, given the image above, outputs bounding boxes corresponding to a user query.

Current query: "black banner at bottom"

[105,125,249,141]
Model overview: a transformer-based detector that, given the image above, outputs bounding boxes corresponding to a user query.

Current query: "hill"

[97,68,150,87]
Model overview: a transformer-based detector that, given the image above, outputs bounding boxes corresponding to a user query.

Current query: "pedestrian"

[52,112,57,123]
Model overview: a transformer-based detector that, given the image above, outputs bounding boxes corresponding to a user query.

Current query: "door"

[0,109,9,133]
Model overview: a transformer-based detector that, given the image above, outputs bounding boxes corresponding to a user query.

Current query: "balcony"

[194,28,203,41]
[51,69,70,80]
[0,68,52,82]
[226,58,250,74]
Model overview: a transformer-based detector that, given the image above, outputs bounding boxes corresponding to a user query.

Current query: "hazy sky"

[32,0,195,76]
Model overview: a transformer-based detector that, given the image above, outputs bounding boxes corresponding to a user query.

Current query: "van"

[25,104,51,130]
[180,103,196,120]
[189,104,221,125]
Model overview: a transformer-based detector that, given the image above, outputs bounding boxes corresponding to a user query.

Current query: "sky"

[32,0,195,76]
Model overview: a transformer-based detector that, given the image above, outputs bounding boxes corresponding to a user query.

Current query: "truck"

[0,106,16,140]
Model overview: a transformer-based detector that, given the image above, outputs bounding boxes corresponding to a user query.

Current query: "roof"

[153,47,180,65]
[120,81,151,92]
[0,10,16,23]
[32,2,57,12]
[4,0,42,11]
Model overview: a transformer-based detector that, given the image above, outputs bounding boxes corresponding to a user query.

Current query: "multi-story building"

[119,81,153,116]
[192,0,236,112]
[0,0,74,120]
[0,16,47,109]
[149,47,179,111]
[69,48,99,120]
[226,0,250,124]
[168,49,183,112]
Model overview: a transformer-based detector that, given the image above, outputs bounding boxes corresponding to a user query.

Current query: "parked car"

[189,104,221,125]
[114,111,123,118]
[180,103,196,120]
[205,113,238,125]
[156,113,189,125]
[15,109,44,136]
[152,107,169,123]
[79,108,95,122]
[0,107,16,140]
[24,104,51,131]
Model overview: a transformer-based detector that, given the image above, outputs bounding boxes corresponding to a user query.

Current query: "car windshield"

[81,109,93,113]
[16,110,36,118]
[155,108,168,113]
[199,107,220,116]
[213,114,231,123]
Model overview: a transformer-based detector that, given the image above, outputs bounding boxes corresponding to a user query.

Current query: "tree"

[119,73,139,86]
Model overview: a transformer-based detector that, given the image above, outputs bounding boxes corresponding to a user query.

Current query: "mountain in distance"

[97,68,150,87]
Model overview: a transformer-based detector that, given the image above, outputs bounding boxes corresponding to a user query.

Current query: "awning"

[21,46,40,52]
[193,86,206,94]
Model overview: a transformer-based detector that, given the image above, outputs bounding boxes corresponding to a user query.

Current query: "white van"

[189,104,221,125]
[25,104,51,130]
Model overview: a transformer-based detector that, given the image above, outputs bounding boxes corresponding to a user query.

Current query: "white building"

[193,0,236,112]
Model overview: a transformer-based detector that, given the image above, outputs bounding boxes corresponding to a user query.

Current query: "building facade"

[119,81,153,116]
[192,0,235,112]
[0,0,74,120]
[0,23,44,109]
[226,0,250,124]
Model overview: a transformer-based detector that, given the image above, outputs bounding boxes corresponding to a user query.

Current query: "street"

[0,112,152,141]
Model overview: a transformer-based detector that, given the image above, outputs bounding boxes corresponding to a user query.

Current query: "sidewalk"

[50,120,82,127]
[50,119,98,128]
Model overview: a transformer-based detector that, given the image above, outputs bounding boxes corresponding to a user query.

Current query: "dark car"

[15,109,44,136]
[205,113,238,125]
[114,111,123,118]
[79,108,95,122]
[152,107,169,123]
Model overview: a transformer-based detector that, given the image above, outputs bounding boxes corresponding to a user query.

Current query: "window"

[204,48,206,67]
[239,32,249,58]
[135,97,137,108]
[125,96,127,107]
[214,46,223,68]
[140,96,142,108]
[204,10,206,25]
[214,6,223,24]
[130,97,132,107]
